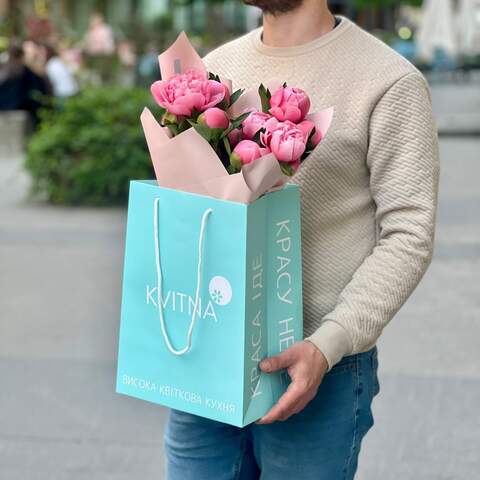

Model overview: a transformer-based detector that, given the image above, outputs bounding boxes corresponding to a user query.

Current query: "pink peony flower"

[268,120,308,163]
[298,120,323,147]
[151,70,225,117]
[242,111,271,139]
[269,86,311,123]
[198,107,229,129]
[231,140,263,165]
[228,128,242,147]
[259,116,280,147]
[259,146,271,157]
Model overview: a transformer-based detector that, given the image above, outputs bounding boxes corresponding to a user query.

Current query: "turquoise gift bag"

[116,180,303,427]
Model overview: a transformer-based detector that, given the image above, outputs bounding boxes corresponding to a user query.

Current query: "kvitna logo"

[146,276,232,322]
[208,276,232,306]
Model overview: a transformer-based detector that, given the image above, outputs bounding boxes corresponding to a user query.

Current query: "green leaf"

[190,108,201,121]
[258,83,271,113]
[177,119,192,134]
[167,123,180,136]
[162,111,178,124]
[305,127,318,150]
[229,152,242,172]
[217,98,229,110]
[227,164,237,174]
[208,72,221,83]
[220,111,251,139]
[193,124,213,141]
[154,105,167,123]
[223,135,232,156]
[231,111,251,129]
[280,162,295,177]
[209,127,226,144]
[220,126,233,139]
[228,88,244,107]
[253,129,263,143]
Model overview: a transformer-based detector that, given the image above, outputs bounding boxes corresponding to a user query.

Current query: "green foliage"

[228,89,244,108]
[221,112,250,139]
[25,87,156,206]
[258,84,271,114]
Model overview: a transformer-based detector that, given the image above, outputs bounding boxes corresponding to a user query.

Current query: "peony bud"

[198,107,230,129]
[162,111,178,124]
[231,140,263,166]
[228,128,242,147]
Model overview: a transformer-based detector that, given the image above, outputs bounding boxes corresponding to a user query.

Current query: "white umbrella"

[457,0,480,56]
[416,0,458,61]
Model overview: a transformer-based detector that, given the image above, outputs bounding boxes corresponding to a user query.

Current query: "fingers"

[260,349,294,373]
[257,381,306,424]
[256,342,324,424]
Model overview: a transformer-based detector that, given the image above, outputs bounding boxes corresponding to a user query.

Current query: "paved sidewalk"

[1,136,479,479]
[431,82,480,135]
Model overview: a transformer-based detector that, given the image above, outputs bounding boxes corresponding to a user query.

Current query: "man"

[84,13,115,56]
[165,1,439,478]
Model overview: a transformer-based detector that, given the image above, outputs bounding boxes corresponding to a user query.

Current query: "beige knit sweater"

[204,17,439,369]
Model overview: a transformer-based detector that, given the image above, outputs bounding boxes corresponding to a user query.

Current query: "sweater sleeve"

[305,72,440,369]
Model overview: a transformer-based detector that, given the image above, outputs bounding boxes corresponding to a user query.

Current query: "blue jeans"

[165,347,379,480]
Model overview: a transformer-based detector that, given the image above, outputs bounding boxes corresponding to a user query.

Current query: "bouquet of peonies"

[141,32,332,203]
[228,84,325,176]
[117,32,331,426]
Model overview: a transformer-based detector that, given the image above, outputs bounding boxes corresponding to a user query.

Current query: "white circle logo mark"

[209,276,232,306]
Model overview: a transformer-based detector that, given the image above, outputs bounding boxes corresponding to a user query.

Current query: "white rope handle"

[153,198,212,355]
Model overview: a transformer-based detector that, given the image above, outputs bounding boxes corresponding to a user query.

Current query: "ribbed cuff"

[304,320,353,371]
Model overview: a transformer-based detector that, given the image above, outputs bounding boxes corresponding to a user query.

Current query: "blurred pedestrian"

[117,39,137,87]
[84,13,115,56]
[22,39,48,77]
[83,13,116,84]
[0,43,50,127]
[137,42,160,87]
[43,44,79,99]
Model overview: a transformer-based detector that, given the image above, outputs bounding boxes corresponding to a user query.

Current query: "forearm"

[306,72,440,369]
